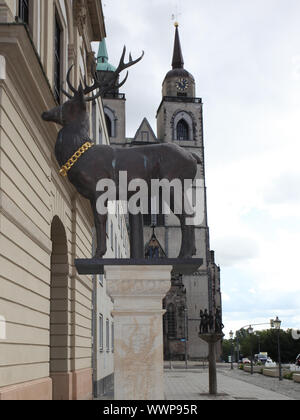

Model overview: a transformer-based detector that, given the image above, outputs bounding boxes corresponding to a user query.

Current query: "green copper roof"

[96,38,116,72]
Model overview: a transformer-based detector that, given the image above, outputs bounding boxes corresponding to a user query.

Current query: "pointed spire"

[96,38,116,72]
[97,38,108,62]
[172,23,184,69]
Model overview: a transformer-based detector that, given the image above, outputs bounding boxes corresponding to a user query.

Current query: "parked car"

[254,353,268,364]
[296,354,300,366]
[242,358,251,365]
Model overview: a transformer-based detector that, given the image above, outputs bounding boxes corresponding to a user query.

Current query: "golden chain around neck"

[59,142,94,177]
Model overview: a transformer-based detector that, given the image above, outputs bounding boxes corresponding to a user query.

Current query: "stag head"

[42,47,144,126]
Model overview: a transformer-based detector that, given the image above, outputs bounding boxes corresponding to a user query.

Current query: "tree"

[231,328,300,363]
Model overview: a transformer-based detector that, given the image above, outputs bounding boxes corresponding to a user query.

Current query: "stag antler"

[61,65,78,99]
[61,48,144,101]
[84,47,144,102]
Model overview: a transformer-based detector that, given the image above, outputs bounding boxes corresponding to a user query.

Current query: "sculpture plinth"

[105,265,172,400]
[75,258,203,399]
[75,258,203,276]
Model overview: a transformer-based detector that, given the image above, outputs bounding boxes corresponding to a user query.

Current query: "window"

[167,303,176,338]
[111,323,114,353]
[105,114,112,137]
[106,319,110,352]
[177,119,189,141]
[141,131,149,142]
[18,0,29,24]
[99,314,103,352]
[54,13,62,103]
[115,235,117,258]
[111,222,114,250]
[104,107,116,138]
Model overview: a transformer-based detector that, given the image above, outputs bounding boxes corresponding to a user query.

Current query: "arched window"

[167,303,176,338]
[105,114,112,137]
[104,106,116,138]
[176,119,189,141]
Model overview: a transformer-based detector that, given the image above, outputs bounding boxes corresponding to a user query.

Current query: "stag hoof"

[178,246,196,259]
[93,249,106,259]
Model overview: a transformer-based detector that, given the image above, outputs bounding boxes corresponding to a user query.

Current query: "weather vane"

[171,0,182,26]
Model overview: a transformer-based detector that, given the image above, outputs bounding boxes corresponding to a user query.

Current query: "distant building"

[98,24,222,361]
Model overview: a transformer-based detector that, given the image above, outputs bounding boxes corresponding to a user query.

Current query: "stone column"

[105,265,172,401]
[200,333,224,395]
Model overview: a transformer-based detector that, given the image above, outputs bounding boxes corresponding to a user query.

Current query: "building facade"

[99,24,222,360]
[0,0,128,400]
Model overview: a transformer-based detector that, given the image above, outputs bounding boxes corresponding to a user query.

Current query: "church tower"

[156,23,221,360]
[96,38,126,145]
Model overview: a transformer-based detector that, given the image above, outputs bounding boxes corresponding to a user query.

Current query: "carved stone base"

[105,266,172,400]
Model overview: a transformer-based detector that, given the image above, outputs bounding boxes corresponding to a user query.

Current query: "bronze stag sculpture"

[42,48,201,259]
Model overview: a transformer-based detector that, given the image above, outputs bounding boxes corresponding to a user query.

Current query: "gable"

[133,118,157,143]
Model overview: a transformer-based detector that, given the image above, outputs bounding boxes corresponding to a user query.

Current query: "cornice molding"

[74,0,106,42]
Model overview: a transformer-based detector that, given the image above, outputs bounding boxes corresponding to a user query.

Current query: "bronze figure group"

[199,307,223,335]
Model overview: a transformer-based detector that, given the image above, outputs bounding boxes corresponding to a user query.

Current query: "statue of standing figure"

[203,309,209,334]
[215,307,224,333]
[199,309,209,334]
[199,310,204,334]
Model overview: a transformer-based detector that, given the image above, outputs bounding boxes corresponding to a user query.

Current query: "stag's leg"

[178,194,196,258]
[129,213,144,259]
[91,199,107,258]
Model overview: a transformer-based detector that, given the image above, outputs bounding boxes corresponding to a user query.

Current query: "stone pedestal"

[105,266,172,400]
[200,333,224,395]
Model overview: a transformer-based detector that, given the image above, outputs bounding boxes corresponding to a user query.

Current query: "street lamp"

[273,316,282,381]
[248,325,254,374]
[255,331,261,354]
[229,330,234,370]
[236,331,240,364]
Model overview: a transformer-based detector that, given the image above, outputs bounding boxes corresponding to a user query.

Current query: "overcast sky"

[93,0,300,339]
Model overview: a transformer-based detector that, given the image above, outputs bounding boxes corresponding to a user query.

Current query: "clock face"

[176,78,189,92]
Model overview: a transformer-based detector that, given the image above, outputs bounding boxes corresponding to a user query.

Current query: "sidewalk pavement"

[164,368,293,400]
[97,363,299,400]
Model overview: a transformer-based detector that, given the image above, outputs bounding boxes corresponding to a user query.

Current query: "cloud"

[213,236,259,267]
[263,172,300,204]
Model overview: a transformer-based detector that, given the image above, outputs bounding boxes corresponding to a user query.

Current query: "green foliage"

[221,339,232,361]
[232,328,300,363]
[283,372,294,380]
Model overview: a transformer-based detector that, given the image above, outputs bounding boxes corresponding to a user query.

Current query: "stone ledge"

[263,368,289,378]
[293,374,300,383]
[244,365,262,373]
